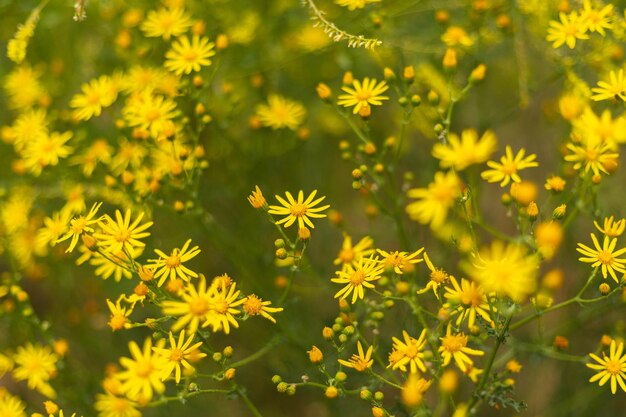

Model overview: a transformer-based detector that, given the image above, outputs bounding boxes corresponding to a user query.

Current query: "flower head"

[335,0,381,11]
[70,76,118,120]
[587,340,626,394]
[439,326,484,372]
[591,69,626,102]
[564,141,619,177]
[147,239,201,287]
[469,241,539,302]
[577,233,626,283]
[152,330,206,383]
[116,338,166,402]
[247,185,267,209]
[334,234,375,269]
[140,7,191,40]
[376,248,424,275]
[416,252,449,299]
[338,78,389,115]
[95,209,153,255]
[56,202,103,253]
[443,276,494,329]
[481,146,538,187]
[202,281,246,334]
[165,35,216,75]
[242,294,283,323]
[388,329,428,373]
[432,129,497,171]
[255,95,306,130]
[338,341,374,371]
[546,12,589,49]
[406,171,462,229]
[12,343,59,398]
[594,216,625,238]
[331,255,385,303]
[268,190,330,229]
[581,0,613,36]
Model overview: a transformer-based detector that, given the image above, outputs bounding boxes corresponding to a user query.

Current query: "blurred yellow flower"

[406,171,462,229]
[591,69,626,102]
[140,7,192,40]
[70,76,118,121]
[432,129,497,171]
[255,95,306,130]
[12,343,59,398]
[116,338,166,402]
[164,35,216,75]
[546,12,589,49]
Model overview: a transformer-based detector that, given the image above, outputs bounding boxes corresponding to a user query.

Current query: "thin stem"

[233,384,265,417]
[468,313,513,415]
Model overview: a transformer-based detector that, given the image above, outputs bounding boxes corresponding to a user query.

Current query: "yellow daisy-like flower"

[441,26,474,48]
[331,255,385,303]
[333,234,375,270]
[247,185,267,209]
[376,248,424,275]
[95,209,153,255]
[432,129,497,171]
[56,202,103,253]
[438,326,484,372]
[388,329,428,373]
[546,12,589,49]
[147,239,201,287]
[591,69,626,102]
[164,35,216,76]
[22,131,74,176]
[255,95,306,130]
[481,146,538,187]
[581,0,613,36]
[416,252,449,300]
[268,190,330,229]
[106,298,132,331]
[577,233,626,283]
[203,281,246,334]
[443,276,494,329]
[36,211,71,248]
[406,171,462,229]
[338,341,373,372]
[335,0,381,11]
[594,216,625,238]
[572,108,626,146]
[140,7,192,40]
[337,78,389,115]
[564,141,619,177]
[12,343,59,398]
[70,75,118,121]
[161,276,212,333]
[0,392,26,417]
[587,340,626,394]
[116,338,166,402]
[242,294,284,323]
[469,241,539,302]
[122,92,179,140]
[152,330,206,384]
[94,393,141,417]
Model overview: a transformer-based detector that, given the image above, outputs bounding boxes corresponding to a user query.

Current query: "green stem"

[233,383,265,417]
[230,336,283,368]
[468,313,513,415]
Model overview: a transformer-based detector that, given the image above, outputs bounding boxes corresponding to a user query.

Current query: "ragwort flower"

[481,146,538,187]
[147,239,201,287]
[338,77,389,115]
[164,35,216,75]
[577,233,626,282]
[268,190,330,229]
[255,95,306,130]
[331,255,385,303]
[587,340,626,394]
[338,341,373,371]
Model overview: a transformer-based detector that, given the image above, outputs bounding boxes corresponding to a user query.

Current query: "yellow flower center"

[501,161,518,175]
[169,348,184,362]
[290,203,307,217]
[165,253,181,268]
[183,50,198,63]
[441,334,467,352]
[606,359,622,375]
[356,90,372,101]
[430,269,447,283]
[134,359,153,378]
[189,297,209,316]
[109,314,127,330]
[404,342,420,358]
[598,250,613,264]
[213,300,229,314]
[244,295,263,315]
[70,217,87,233]
[585,148,598,161]
[145,108,161,122]
[339,248,354,263]
[349,269,366,286]
[460,286,483,307]
[115,229,131,242]
[352,358,369,372]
